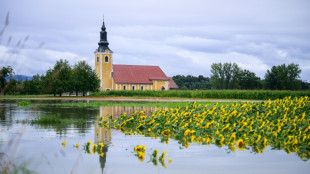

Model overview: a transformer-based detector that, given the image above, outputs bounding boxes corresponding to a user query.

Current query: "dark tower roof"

[97,16,112,52]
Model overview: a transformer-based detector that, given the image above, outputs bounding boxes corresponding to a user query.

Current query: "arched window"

[97,56,99,62]
[105,56,109,62]
[161,86,165,91]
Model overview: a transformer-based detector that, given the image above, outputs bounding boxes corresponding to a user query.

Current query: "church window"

[132,85,135,90]
[123,85,126,90]
[141,85,144,90]
[105,56,109,62]
[97,56,99,63]
[161,86,165,91]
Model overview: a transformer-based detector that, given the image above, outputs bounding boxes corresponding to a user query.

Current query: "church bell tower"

[95,16,113,91]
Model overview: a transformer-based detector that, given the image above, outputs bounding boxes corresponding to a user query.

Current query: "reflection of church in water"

[94,105,161,173]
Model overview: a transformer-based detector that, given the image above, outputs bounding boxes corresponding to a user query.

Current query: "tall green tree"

[264,63,301,90]
[72,60,100,96]
[21,74,43,94]
[210,63,241,89]
[0,66,14,95]
[172,75,211,90]
[239,70,262,89]
[46,59,72,96]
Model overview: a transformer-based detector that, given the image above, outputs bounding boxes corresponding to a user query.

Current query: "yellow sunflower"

[237,139,244,150]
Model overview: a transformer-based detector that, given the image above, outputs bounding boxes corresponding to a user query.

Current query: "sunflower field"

[99,96,310,161]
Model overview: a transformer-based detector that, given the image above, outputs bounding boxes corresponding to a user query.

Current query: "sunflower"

[138,152,145,162]
[120,121,126,128]
[184,129,191,136]
[152,149,158,158]
[189,130,196,136]
[161,129,170,137]
[92,144,97,154]
[237,139,244,150]
[139,116,147,122]
[61,140,66,147]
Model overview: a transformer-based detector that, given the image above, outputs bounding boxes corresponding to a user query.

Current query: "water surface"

[0,99,309,174]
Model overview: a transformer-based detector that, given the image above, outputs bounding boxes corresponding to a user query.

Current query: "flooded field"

[0,99,309,174]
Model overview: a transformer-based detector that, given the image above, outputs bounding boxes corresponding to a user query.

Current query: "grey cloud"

[0,0,309,82]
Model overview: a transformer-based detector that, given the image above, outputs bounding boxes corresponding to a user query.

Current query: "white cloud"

[0,45,87,76]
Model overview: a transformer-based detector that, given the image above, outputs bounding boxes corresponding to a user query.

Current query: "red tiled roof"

[112,64,169,84]
[168,77,179,89]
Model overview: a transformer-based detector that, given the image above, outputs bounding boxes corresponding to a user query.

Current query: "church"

[94,17,178,91]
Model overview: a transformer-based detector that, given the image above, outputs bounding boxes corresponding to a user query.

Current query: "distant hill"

[5,75,33,81]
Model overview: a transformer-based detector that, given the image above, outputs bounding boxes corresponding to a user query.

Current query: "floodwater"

[0,99,309,174]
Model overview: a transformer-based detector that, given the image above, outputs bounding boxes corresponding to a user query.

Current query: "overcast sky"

[0,0,309,81]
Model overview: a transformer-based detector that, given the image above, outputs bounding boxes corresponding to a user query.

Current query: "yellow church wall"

[152,80,169,91]
[113,83,156,91]
[95,54,100,77]
[95,50,113,91]
[101,53,113,90]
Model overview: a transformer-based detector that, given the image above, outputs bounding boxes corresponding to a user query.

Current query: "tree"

[210,63,241,89]
[239,70,262,89]
[21,74,43,94]
[0,66,14,95]
[264,63,301,90]
[47,59,72,96]
[72,60,100,96]
[172,75,211,90]
[301,81,310,90]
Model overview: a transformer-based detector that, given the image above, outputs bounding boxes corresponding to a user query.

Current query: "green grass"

[17,100,32,107]
[90,90,310,100]
[0,94,54,98]
[16,113,86,126]
[39,101,235,109]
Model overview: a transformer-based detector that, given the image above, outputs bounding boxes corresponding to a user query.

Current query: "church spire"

[98,16,110,52]
[101,15,106,31]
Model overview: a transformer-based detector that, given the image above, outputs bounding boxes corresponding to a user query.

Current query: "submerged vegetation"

[16,113,86,126]
[16,100,32,107]
[100,96,310,161]
[91,90,310,100]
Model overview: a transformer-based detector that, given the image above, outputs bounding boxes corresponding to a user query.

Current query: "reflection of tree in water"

[0,100,16,128]
[36,105,99,135]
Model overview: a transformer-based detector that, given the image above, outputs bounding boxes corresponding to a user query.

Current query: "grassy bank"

[0,94,54,98]
[39,101,234,109]
[90,90,310,100]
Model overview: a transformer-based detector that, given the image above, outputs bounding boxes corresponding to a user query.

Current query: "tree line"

[0,59,100,96]
[1,61,309,95]
[173,63,310,90]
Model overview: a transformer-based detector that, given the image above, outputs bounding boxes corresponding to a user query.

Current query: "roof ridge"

[113,64,159,67]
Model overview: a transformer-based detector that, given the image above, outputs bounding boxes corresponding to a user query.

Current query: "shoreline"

[0,96,263,103]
